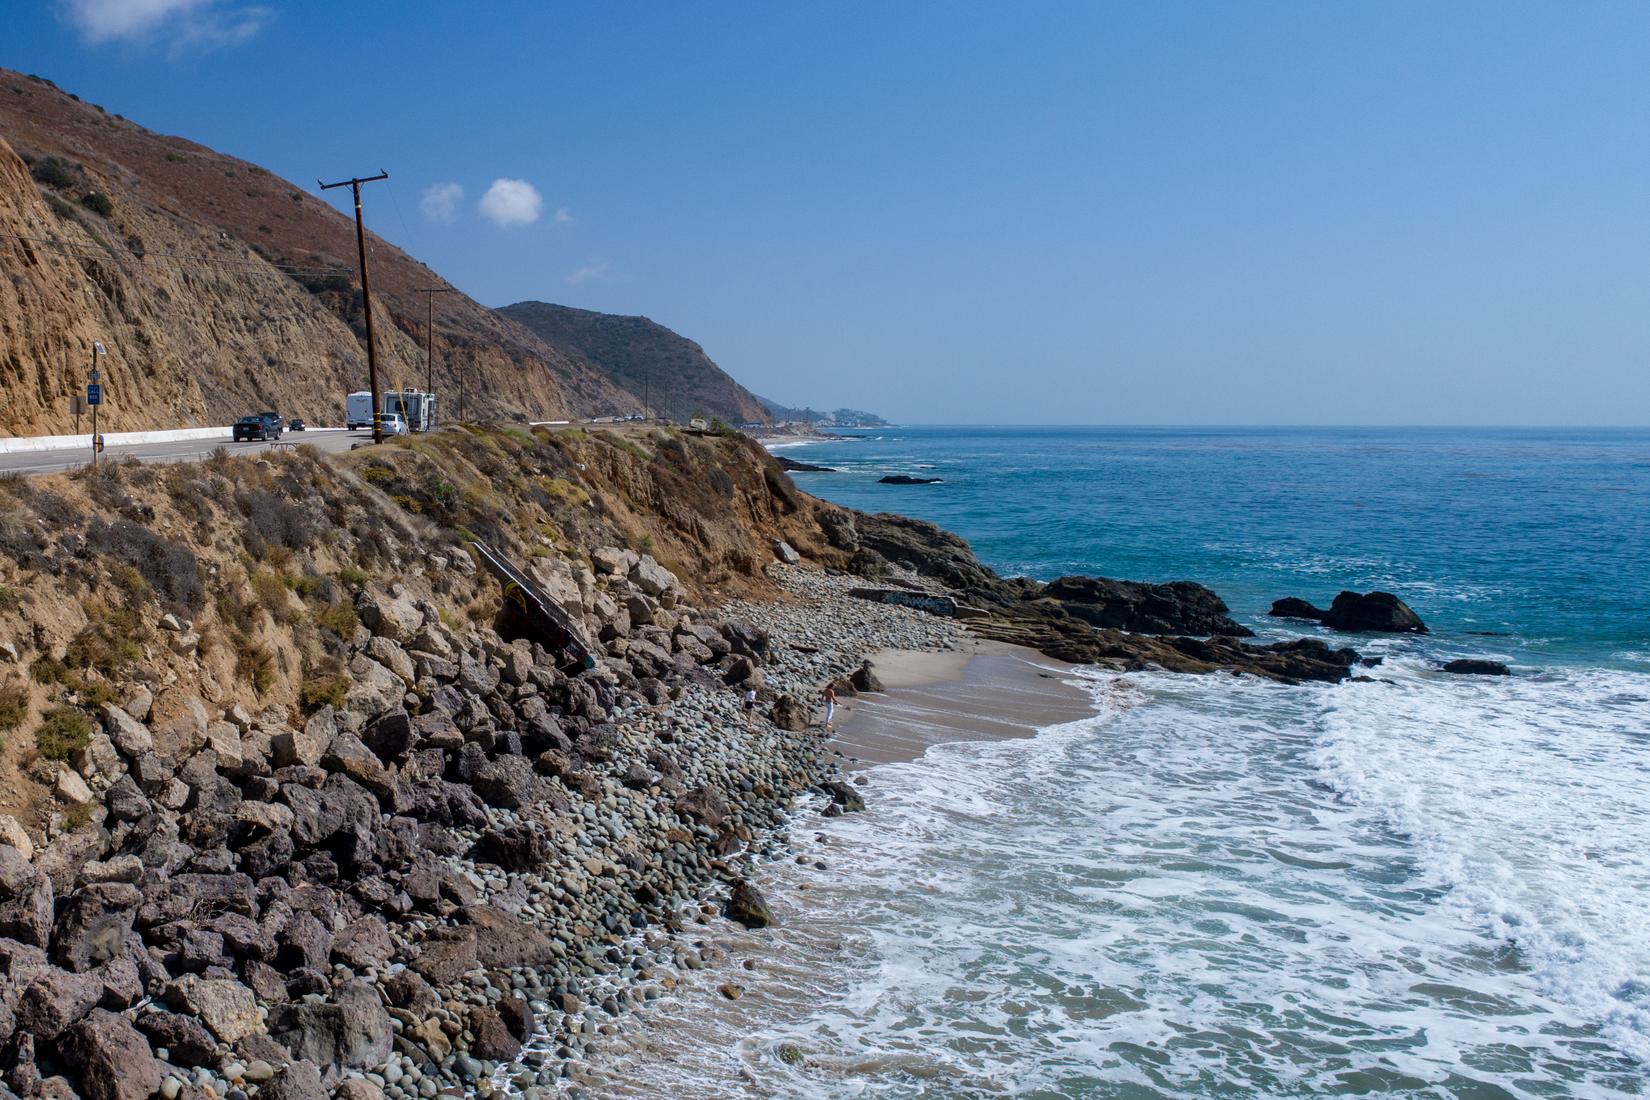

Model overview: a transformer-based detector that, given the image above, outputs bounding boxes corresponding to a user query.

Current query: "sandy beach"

[829,639,1096,768]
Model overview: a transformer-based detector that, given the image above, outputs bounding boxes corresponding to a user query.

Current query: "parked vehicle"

[346,391,374,431]
[232,415,279,442]
[380,412,409,436]
[288,418,306,432]
[382,390,437,432]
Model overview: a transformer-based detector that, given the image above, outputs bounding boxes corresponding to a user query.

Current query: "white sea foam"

[557,665,1650,1098]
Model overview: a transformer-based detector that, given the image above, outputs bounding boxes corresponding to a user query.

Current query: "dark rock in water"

[822,780,865,812]
[1045,576,1253,637]
[725,880,773,929]
[62,1009,163,1100]
[878,474,942,485]
[1320,591,1427,634]
[777,456,837,472]
[1442,659,1511,676]
[1268,597,1326,621]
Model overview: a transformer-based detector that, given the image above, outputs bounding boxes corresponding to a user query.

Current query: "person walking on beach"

[822,682,837,731]
[741,685,757,727]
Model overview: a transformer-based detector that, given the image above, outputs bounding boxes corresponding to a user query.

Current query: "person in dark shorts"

[742,686,757,726]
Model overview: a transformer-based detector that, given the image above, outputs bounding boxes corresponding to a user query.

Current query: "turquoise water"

[728,427,1650,1098]
[780,426,1650,667]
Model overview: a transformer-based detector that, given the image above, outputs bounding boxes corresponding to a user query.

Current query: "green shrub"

[36,707,90,761]
[64,606,146,672]
[45,194,79,221]
[31,156,76,189]
[80,191,114,217]
[338,566,368,589]
[232,634,276,695]
[299,672,349,711]
[316,602,358,638]
[0,682,28,730]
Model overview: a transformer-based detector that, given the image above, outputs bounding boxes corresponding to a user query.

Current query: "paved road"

[0,428,368,476]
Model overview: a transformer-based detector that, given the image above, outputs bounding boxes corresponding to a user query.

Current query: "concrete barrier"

[0,426,345,455]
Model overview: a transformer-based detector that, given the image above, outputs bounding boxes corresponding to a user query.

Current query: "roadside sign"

[68,396,87,416]
[86,383,102,406]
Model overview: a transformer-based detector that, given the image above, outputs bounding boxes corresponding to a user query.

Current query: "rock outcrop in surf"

[1269,591,1428,634]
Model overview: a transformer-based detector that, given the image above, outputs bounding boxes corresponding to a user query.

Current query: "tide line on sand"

[829,638,1098,769]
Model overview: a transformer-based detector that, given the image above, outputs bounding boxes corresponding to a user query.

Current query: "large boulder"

[165,975,262,1042]
[266,982,392,1076]
[51,882,139,972]
[135,1010,218,1066]
[330,917,394,970]
[467,1005,520,1061]
[769,694,811,732]
[465,905,556,970]
[147,689,209,759]
[256,1060,327,1100]
[470,826,548,873]
[1267,597,1326,621]
[1042,576,1251,637]
[62,1010,164,1100]
[273,707,337,768]
[408,925,476,984]
[0,847,52,947]
[15,966,101,1039]
[1320,591,1427,634]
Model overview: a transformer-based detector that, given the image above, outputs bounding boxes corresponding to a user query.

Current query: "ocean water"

[591,428,1650,1098]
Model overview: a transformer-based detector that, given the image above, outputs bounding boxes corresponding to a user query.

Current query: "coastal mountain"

[756,394,888,427]
[497,301,770,425]
[0,68,635,434]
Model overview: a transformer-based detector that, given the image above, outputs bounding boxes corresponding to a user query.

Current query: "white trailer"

[382,390,437,432]
[346,391,374,431]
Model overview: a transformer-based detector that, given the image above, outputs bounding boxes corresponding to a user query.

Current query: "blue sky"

[7,1,1649,424]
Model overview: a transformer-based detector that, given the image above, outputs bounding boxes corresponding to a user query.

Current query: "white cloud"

[554,206,576,225]
[63,0,272,52]
[420,182,463,223]
[478,179,542,228]
[565,260,612,285]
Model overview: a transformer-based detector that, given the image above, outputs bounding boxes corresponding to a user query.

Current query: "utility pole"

[418,286,457,397]
[87,342,105,466]
[319,171,389,443]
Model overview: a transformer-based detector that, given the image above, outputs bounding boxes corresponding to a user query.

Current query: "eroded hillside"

[0,68,636,434]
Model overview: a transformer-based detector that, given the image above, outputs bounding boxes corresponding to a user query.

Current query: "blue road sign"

[86,383,102,406]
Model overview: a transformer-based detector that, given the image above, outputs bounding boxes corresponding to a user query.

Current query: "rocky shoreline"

[0,426,1397,1100]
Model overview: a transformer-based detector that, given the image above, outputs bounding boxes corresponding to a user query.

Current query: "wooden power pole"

[319,170,389,443]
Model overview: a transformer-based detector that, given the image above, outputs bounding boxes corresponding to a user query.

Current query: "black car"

[232,415,281,442]
[288,418,306,432]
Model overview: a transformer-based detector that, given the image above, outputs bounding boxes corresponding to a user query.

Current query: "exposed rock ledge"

[839,511,1360,683]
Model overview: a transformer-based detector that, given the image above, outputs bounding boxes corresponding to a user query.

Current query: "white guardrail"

[0,426,346,455]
